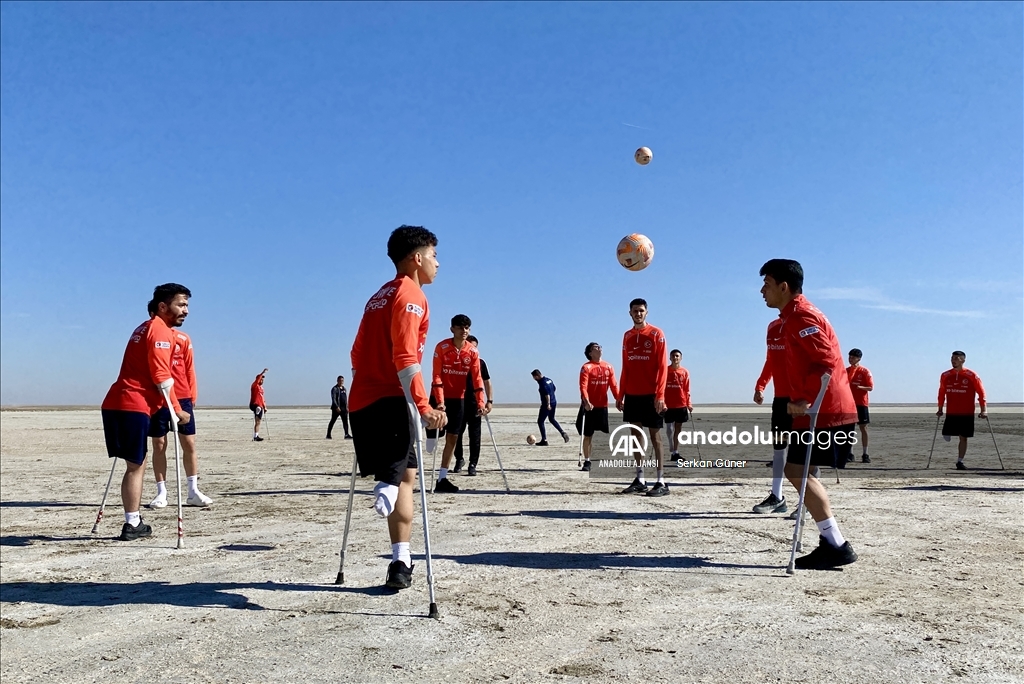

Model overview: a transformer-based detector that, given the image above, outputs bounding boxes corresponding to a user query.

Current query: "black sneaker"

[580,461,592,472]
[118,520,153,541]
[861,454,871,463]
[752,492,788,514]
[845,453,855,463]
[646,482,670,497]
[253,436,264,442]
[670,452,681,462]
[794,536,858,570]
[620,478,648,494]
[467,463,478,476]
[344,435,352,439]
[955,461,966,470]
[434,478,459,493]
[326,434,332,439]
[384,561,414,589]
[561,432,570,443]
[453,457,465,473]
[537,440,549,446]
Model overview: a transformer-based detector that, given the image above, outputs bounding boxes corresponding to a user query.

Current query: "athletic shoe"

[453,457,465,473]
[580,461,592,472]
[147,495,167,509]
[536,440,549,446]
[326,434,332,439]
[670,452,681,462]
[118,520,153,541]
[787,507,811,521]
[561,432,570,443]
[253,436,264,442]
[384,561,414,590]
[861,454,871,463]
[344,435,353,439]
[752,493,787,514]
[620,478,648,494]
[646,482,670,497]
[434,478,459,493]
[186,491,213,507]
[794,536,858,570]
[467,464,478,476]
[955,461,966,470]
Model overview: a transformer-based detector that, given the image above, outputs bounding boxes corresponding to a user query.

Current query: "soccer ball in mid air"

[526,434,537,445]
[634,147,653,165]
[616,233,654,271]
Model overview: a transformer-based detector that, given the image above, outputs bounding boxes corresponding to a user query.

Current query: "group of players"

[98,226,992,584]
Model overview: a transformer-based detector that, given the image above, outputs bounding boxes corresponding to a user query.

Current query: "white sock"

[155,481,167,498]
[816,517,846,548]
[125,511,141,526]
[187,476,199,496]
[392,541,411,566]
[771,449,785,499]
[426,437,437,453]
[957,456,964,462]
[656,467,664,484]
[254,432,259,438]
[635,465,645,483]
[373,482,399,518]
[438,467,448,481]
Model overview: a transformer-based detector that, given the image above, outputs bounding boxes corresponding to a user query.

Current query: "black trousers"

[454,398,482,465]
[328,407,350,437]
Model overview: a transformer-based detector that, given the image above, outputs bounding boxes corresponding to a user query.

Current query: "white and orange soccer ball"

[526,434,537,445]
[634,146,653,165]
[616,233,654,271]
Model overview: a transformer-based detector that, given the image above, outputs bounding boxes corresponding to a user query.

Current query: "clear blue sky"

[2,2,1021,406]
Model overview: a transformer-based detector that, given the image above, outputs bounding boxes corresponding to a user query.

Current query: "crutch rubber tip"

[796,542,802,552]
[176,540,185,550]
[428,602,439,619]
[90,526,99,534]
[335,572,344,585]
[785,566,795,575]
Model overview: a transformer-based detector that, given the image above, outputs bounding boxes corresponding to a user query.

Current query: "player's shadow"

[898,484,1024,493]
[1,535,84,547]
[222,489,350,497]
[0,501,91,508]
[464,509,754,521]
[436,551,771,572]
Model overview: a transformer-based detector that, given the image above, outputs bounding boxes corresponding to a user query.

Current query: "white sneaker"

[185,491,213,507]
[147,495,167,509]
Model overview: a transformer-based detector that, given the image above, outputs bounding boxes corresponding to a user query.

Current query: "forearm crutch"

[787,373,831,575]
[484,414,511,494]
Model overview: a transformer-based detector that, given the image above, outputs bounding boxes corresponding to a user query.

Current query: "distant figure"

[846,349,874,463]
[664,349,692,463]
[577,342,619,471]
[454,335,494,476]
[531,369,567,446]
[937,351,987,470]
[250,369,267,441]
[327,375,351,439]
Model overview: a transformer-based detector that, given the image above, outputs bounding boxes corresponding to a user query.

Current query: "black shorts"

[856,405,870,425]
[770,396,793,450]
[576,406,610,436]
[663,407,690,424]
[786,424,856,468]
[426,396,465,439]
[622,394,664,430]
[249,403,265,419]
[148,398,196,437]
[942,414,975,438]
[102,409,150,465]
[350,396,418,486]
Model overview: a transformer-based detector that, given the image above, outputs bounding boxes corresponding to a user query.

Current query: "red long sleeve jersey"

[349,275,431,415]
[779,295,857,429]
[755,317,791,398]
[620,324,668,401]
[579,360,619,408]
[170,330,197,402]
[101,317,182,415]
[846,365,873,407]
[431,339,484,409]
[665,366,691,409]
[938,368,986,415]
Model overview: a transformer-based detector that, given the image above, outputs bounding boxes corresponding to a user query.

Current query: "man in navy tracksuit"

[531,369,568,446]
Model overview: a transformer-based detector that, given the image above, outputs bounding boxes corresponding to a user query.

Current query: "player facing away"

[146,296,213,509]
[327,375,351,439]
[761,259,858,569]
[454,335,494,477]
[846,349,874,463]
[937,351,987,470]
[249,369,268,441]
[349,226,446,590]
[751,315,792,515]
[430,314,487,493]
[616,298,669,497]
[664,349,692,463]
[531,370,568,445]
[101,283,192,541]
[576,342,620,472]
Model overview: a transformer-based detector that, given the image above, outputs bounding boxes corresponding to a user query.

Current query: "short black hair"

[670,349,682,357]
[952,350,966,357]
[848,348,862,358]
[387,225,438,265]
[147,300,157,316]
[759,259,804,294]
[337,375,344,381]
[585,342,600,360]
[149,283,191,313]
[629,298,647,309]
[451,314,471,328]
[531,369,541,377]
[467,335,479,344]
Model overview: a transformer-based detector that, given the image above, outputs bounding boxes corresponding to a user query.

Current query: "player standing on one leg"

[455,335,493,477]
[250,369,268,441]
[937,351,987,470]
[327,376,351,439]
[751,315,792,515]
[664,350,692,464]
[531,370,568,445]
[349,226,447,589]
[430,315,487,493]
[101,284,192,541]
[760,259,858,569]
[576,342,620,472]
[616,298,669,497]
[846,349,874,463]
[146,293,212,509]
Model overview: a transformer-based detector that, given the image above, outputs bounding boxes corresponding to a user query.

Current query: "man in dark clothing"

[454,336,494,476]
[327,375,351,439]
[531,369,568,446]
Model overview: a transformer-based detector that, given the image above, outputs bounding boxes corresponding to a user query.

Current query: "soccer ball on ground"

[616,233,654,271]
[526,435,537,445]
[634,147,652,165]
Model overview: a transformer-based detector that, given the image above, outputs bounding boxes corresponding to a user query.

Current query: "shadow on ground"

[436,550,773,572]
[465,509,756,521]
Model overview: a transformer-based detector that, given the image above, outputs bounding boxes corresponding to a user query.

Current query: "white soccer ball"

[634,146,653,165]
[526,434,537,445]
[616,233,654,271]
